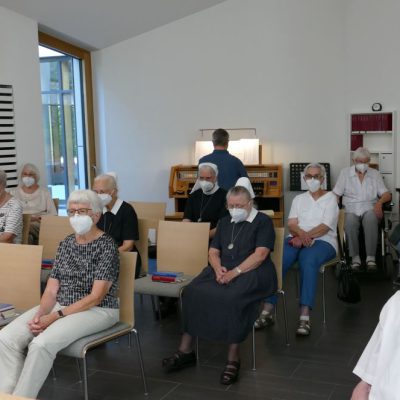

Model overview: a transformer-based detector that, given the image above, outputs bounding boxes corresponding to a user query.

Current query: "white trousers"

[0,304,119,398]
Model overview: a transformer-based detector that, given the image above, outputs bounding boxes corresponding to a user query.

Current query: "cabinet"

[168,164,284,226]
[350,112,396,196]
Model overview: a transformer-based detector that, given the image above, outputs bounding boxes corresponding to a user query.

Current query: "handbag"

[337,260,361,303]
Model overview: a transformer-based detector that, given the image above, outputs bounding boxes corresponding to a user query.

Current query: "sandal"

[220,360,240,385]
[162,350,196,372]
[254,310,274,329]
[351,261,361,271]
[366,260,377,272]
[296,319,311,336]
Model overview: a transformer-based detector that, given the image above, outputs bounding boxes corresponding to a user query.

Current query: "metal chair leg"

[280,290,290,346]
[128,331,132,348]
[132,329,149,395]
[156,296,162,321]
[251,325,256,371]
[51,366,57,380]
[82,356,89,400]
[195,337,199,362]
[76,358,82,381]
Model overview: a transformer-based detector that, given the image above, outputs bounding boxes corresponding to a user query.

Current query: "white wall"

[345,0,400,192]
[0,7,45,184]
[93,0,348,213]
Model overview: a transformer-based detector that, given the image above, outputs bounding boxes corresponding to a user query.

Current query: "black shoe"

[220,360,240,385]
[162,351,196,372]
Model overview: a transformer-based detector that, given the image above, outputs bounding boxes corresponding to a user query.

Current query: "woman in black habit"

[163,179,277,385]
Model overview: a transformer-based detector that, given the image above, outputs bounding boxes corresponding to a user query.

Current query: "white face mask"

[199,180,214,193]
[229,208,248,223]
[98,193,112,207]
[69,215,93,235]
[355,163,368,174]
[305,178,321,193]
[22,176,35,187]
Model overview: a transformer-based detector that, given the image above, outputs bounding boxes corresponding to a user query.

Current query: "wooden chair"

[134,220,210,319]
[21,214,31,244]
[135,218,159,275]
[129,201,166,220]
[58,252,148,400]
[0,243,43,309]
[0,394,34,400]
[319,208,345,324]
[52,198,59,213]
[38,215,73,259]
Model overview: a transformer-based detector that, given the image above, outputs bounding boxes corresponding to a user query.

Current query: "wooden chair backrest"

[270,227,285,291]
[0,243,43,309]
[135,218,159,274]
[21,214,31,244]
[38,215,74,259]
[156,220,210,276]
[118,252,137,326]
[53,198,60,213]
[260,210,275,217]
[129,201,166,220]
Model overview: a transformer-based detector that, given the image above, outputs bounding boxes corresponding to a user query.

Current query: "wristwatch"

[235,267,242,275]
[57,309,65,318]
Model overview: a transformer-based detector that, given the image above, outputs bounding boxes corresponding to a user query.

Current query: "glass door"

[39,46,87,210]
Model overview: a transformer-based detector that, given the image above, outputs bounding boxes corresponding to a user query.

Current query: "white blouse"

[353,292,400,399]
[9,186,57,216]
[288,191,339,252]
[333,166,388,216]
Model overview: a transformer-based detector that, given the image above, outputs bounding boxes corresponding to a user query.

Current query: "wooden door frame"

[38,32,96,185]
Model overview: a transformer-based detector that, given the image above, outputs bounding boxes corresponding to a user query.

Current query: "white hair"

[21,163,40,182]
[68,190,102,214]
[94,174,118,190]
[304,163,326,178]
[353,147,371,161]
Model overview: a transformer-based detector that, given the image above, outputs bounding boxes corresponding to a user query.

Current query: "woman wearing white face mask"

[0,190,119,399]
[9,163,57,244]
[255,163,338,336]
[183,163,229,238]
[163,180,277,385]
[92,173,141,277]
[333,147,391,271]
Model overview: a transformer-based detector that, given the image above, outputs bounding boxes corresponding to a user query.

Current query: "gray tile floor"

[40,269,395,399]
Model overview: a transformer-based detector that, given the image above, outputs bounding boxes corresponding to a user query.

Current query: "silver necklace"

[197,192,214,222]
[228,223,246,250]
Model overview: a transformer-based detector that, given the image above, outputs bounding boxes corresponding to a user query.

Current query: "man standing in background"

[199,129,248,191]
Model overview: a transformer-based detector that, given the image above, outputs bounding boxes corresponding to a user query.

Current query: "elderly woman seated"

[92,173,141,277]
[162,181,277,384]
[0,169,23,243]
[0,190,120,399]
[9,163,57,244]
[255,163,338,336]
[183,162,228,238]
[333,147,391,271]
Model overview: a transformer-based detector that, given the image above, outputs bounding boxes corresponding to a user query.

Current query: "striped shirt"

[50,234,120,308]
[0,196,23,243]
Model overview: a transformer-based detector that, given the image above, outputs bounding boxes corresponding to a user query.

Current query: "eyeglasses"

[304,174,323,180]
[67,208,92,217]
[227,201,250,210]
